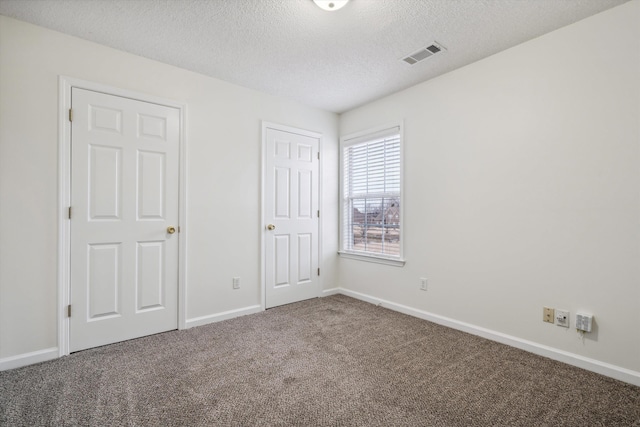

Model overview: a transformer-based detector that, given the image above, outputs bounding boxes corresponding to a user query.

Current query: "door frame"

[57,76,188,356]
[260,122,323,310]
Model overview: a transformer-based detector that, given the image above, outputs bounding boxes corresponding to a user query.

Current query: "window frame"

[339,123,405,267]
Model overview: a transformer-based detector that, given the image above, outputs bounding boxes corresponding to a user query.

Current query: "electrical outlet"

[420,278,428,291]
[543,307,554,323]
[232,277,240,289]
[576,313,593,332]
[555,309,569,328]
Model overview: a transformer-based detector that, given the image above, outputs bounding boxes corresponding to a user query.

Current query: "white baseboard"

[321,287,341,296]
[0,347,59,371]
[185,304,263,329]
[5,294,639,387]
[2,305,264,371]
[337,288,640,387]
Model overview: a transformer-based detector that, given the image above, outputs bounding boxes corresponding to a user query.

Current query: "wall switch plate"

[232,277,240,289]
[543,307,554,323]
[420,278,428,291]
[555,309,569,327]
[576,313,593,332]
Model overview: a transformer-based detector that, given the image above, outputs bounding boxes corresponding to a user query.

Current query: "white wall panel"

[0,15,338,360]
[339,1,640,373]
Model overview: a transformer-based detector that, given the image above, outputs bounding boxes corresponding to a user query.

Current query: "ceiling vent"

[402,42,446,65]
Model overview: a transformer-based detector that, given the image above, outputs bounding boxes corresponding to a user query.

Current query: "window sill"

[338,251,406,267]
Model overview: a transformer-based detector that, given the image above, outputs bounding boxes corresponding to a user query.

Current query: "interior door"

[264,126,320,308]
[70,88,180,352]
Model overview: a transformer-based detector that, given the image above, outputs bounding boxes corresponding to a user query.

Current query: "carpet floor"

[1,295,639,426]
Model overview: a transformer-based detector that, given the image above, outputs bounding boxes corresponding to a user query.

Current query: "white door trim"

[58,76,188,356]
[260,122,323,310]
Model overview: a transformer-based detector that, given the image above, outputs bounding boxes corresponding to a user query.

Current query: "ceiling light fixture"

[313,0,349,12]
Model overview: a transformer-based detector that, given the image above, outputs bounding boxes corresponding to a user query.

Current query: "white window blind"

[342,127,401,260]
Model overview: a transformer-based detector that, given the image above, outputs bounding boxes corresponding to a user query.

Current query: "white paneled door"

[70,88,180,352]
[264,126,320,308]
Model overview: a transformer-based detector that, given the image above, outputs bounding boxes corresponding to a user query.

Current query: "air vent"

[402,42,446,65]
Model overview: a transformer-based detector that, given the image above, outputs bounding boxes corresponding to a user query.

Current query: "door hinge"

[317,152,320,160]
[317,268,320,276]
[67,304,71,317]
[68,206,72,219]
[317,210,320,218]
[68,108,73,122]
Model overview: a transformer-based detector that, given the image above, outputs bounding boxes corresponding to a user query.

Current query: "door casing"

[58,76,188,356]
[261,122,323,310]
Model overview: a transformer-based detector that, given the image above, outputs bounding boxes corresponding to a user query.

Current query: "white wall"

[0,16,339,359]
[339,1,640,373]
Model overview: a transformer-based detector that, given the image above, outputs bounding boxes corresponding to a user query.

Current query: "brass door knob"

[167,226,176,234]
[267,224,275,230]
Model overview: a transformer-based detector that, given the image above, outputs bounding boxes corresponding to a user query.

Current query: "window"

[340,125,404,265]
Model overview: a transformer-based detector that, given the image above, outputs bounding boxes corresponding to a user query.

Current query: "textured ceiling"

[0,0,629,113]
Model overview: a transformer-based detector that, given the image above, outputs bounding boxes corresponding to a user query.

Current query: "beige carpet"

[1,295,639,426]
